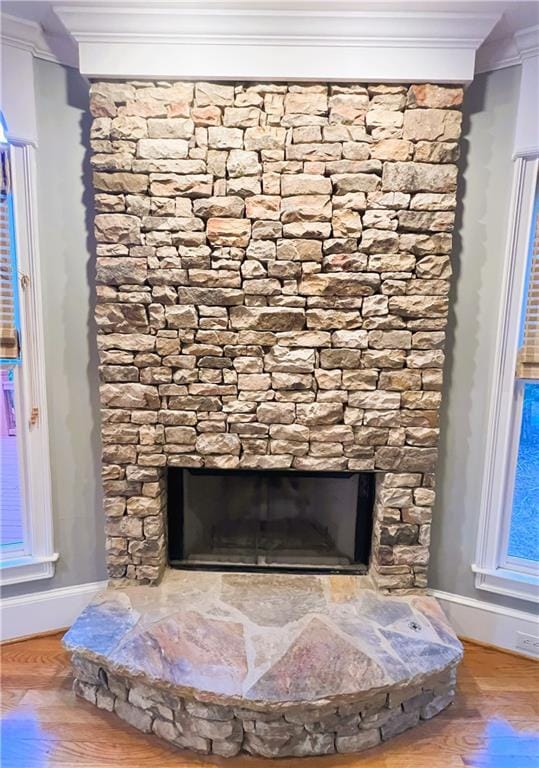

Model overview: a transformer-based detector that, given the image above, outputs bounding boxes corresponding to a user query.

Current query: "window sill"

[472,563,539,603]
[0,553,59,586]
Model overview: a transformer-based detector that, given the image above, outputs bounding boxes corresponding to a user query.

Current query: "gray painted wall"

[429,65,535,611]
[2,58,106,598]
[4,61,532,614]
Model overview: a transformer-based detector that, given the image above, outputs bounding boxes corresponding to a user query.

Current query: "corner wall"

[430,65,536,616]
[1,58,106,600]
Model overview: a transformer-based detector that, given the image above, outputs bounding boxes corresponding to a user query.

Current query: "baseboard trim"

[0,580,107,642]
[429,588,538,656]
[458,635,538,661]
[1,626,68,645]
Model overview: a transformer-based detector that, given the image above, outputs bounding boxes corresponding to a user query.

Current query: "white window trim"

[473,155,539,603]
[0,140,57,586]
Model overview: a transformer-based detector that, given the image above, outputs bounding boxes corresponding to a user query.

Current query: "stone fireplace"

[65,78,464,758]
[92,79,460,592]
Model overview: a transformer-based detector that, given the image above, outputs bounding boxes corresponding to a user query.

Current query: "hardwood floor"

[1,634,538,767]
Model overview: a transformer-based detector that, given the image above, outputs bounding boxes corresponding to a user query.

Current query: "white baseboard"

[0,580,107,642]
[430,588,539,656]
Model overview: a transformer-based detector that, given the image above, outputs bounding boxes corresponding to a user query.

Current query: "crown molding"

[0,12,78,69]
[475,23,539,74]
[514,24,539,61]
[51,1,500,82]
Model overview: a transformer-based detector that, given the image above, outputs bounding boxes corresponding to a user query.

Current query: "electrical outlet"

[516,631,539,657]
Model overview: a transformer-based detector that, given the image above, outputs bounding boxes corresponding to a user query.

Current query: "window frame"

[473,155,539,602]
[0,139,57,586]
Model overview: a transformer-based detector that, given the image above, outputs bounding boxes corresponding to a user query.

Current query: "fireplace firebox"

[167,469,375,573]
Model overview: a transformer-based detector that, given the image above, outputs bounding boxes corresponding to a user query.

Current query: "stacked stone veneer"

[72,653,457,758]
[90,80,463,588]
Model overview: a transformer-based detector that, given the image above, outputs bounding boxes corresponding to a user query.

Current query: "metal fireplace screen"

[167,469,374,574]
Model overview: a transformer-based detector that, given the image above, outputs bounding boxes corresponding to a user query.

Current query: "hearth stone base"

[72,656,457,758]
[64,571,462,758]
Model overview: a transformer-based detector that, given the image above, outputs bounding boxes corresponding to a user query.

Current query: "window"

[0,116,56,586]
[1,135,24,559]
[474,158,539,601]
[505,187,539,570]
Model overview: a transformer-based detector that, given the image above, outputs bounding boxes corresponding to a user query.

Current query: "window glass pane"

[1,365,23,549]
[508,382,539,562]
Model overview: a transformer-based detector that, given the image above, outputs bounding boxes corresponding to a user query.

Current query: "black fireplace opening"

[167,468,375,574]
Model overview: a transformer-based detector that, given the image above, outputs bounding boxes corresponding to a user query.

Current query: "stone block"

[93,172,148,194]
[238,373,272,390]
[265,347,316,373]
[381,709,420,740]
[306,309,362,330]
[382,162,458,193]
[195,82,235,106]
[407,84,463,109]
[230,307,305,331]
[281,195,332,223]
[336,728,381,754]
[276,239,322,262]
[389,296,448,318]
[320,349,362,369]
[207,218,252,247]
[73,679,97,705]
[207,127,243,149]
[149,173,213,197]
[332,209,363,237]
[137,139,189,159]
[296,403,343,426]
[193,196,245,218]
[421,691,454,719]
[227,150,261,177]
[287,143,342,162]
[414,141,459,163]
[100,384,159,409]
[147,118,194,139]
[329,93,368,124]
[333,174,381,194]
[360,228,399,253]
[404,109,461,141]
[192,106,222,125]
[284,92,328,114]
[300,273,379,297]
[95,214,141,244]
[212,739,242,757]
[281,175,332,196]
[195,433,241,455]
[371,139,413,161]
[244,127,287,150]
[95,303,148,333]
[368,330,412,349]
[115,699,153,733]
[245,195,281,220]
[224,106,261,127]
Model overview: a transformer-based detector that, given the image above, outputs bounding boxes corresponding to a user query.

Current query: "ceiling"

[2,1,538,42]
[1,0,538,74]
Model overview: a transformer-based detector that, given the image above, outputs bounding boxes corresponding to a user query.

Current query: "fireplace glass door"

[167,469,374,573]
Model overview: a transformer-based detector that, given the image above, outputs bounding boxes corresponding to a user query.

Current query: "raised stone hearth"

[64,571,462,758]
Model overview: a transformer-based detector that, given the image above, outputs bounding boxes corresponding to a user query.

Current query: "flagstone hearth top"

[64,571,462,709]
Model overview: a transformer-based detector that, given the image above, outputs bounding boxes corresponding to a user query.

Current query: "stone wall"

[90,80,463,586]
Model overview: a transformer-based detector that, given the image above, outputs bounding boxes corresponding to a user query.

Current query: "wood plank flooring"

[1,634,538,767]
